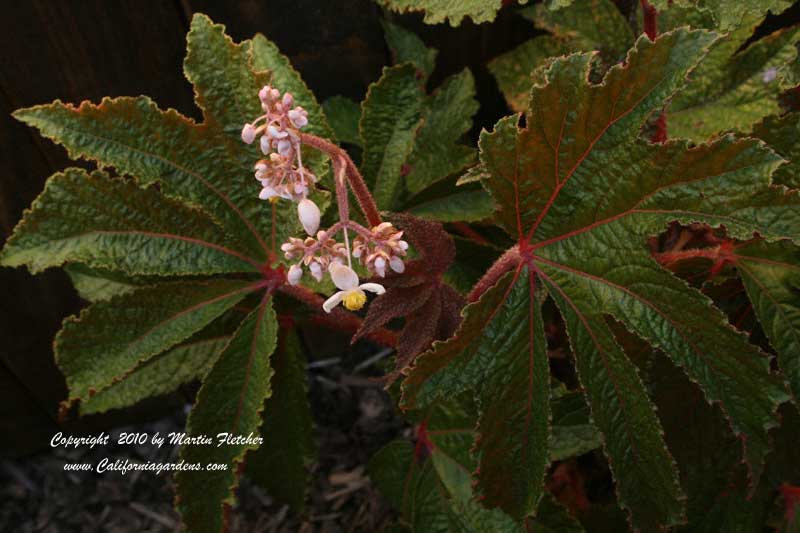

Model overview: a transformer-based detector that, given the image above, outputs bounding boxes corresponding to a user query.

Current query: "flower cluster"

[353,222,408,277]
[242,86,317,201]
[242,85,411,313]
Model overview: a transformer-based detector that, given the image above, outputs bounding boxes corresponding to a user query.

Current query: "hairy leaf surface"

[752,112,800,188]
[55,279,256,405]
[650,0,793,30]
[80,336,228,415]
[489,0,633,112]
[382,20,438,80]
[405,30,796,529]
[736,240,800,401]
[376,0,526,27]
[176,300,278,533]
[246,330,315,512]
[404,69,478,193]
[0,168,258,276]
[360,64,424,210]
[669,23,800,141]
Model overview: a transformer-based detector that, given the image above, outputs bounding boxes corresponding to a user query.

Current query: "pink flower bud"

[287,264,303,285]
[268,125,288,139]
[282,92,294,108]
[398,240,409,251]
[297,198,321,236]
[374,257,386,277]
[260,135,270,155]
[309,261,323,282]
[288,108,308,128]
[390,256,405,273]
[258,86,271,102]
[277,139,292,157]
[241,123,256,144]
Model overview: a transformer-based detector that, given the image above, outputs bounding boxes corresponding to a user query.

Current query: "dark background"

[0,0,538,457]
[2,0,799,459]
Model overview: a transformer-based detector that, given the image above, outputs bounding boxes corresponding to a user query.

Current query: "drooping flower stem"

[299,132,382,227]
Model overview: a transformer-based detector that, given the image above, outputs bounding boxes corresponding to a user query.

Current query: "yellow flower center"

[343,290,367,311]
[269,196,280,204]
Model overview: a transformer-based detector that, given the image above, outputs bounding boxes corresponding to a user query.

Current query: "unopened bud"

[241,123,256,144]
[287,264,302,285]
[297,198,320,236]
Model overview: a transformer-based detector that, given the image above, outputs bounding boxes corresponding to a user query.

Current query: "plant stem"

[466,245,522,303]
[278,283,397,346]
[299,132,382,227]
[640,0,667,142]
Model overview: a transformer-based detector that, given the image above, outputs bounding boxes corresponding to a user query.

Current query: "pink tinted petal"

[359,283,385,295]
[329,263,359,291]
[322,291,345,313]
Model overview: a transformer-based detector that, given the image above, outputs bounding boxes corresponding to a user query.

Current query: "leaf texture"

[176,299,278,533]
[55,279,256,405]
[668,23,800,141]
[80,336,228,415]
[0,168,258,276]
[752,112,800,189]
[246,329,315,512]
[376,0,524,27]
[404,29,796,529]
[360,64,424,210]
[736,240,800,402]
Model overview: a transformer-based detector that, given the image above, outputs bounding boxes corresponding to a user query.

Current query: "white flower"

[241,123,256,144]
[323,264,385,313]
[260,135,270,155]
[287,264,303,285]
[762,67,778,83]
[297,198,320,235]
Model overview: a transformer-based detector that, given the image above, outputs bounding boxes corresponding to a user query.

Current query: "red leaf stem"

[467,245,522,303]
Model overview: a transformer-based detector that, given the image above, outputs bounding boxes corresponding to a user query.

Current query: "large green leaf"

[382,19,438,80]
[360,64,424,210]
[752,112,800,189]
[736,240,800,402]
[489,0,634,112]
[525,0,633,61]
[650,0,793,30]
[0,168,258,276]
[80,336,228,415]
[668,23,800,141]
[323,96,363,147]
[403,269,550,520]
[408,189,495,222]
[65,264,149,303]
[55,279,256,405]
[246,329,315,512]
[12,14,330,262]
[489,36,575,113]
[405,69,478,193]
[405,29,796,529]
[376,0,526,27]
[176,299,278,533]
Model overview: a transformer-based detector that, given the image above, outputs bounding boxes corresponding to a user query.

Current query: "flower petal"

[322,291,345,313]
[359,283,385,295]
[329,263,359,291]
